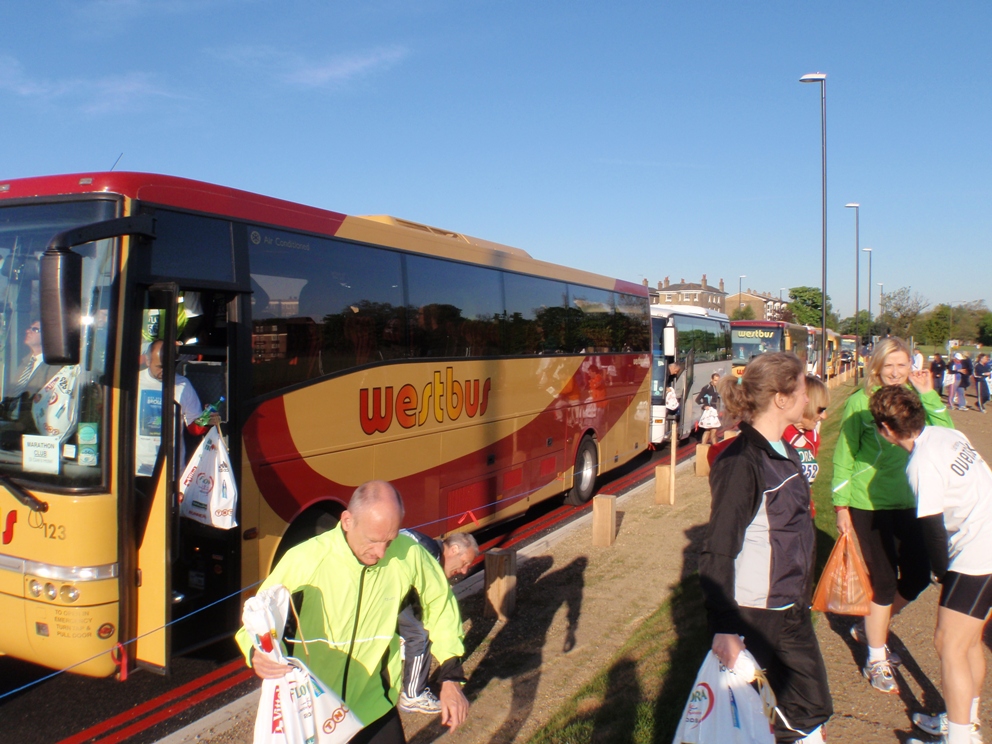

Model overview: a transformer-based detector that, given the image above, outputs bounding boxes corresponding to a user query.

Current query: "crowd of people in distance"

[931,349,991,413]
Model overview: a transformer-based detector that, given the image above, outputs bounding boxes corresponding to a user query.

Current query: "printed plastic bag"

[698,407,721,429]
[179,426,238,529]
[32,365,80,443]
[672,650,776,744]
[811,531,873,615]
[244,585,364,744]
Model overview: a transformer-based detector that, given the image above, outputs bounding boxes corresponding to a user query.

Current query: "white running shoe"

[908,715,982,743]
[399,689,442,715]
[848,621,902,665]
[913,711,948,737]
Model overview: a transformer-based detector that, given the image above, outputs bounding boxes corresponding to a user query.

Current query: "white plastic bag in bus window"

[671,650,776,744]
[31,365,80,443]
[244,585,364,744]
[179,426,238,529]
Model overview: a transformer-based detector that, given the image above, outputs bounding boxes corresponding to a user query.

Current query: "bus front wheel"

[564,437,598,506]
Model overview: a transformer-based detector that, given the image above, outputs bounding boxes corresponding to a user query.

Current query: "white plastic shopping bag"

[244,585,364,744]
[31,365,80,442]
[698,407,721,430]
[179,426,238,529]
[671,650,776,744]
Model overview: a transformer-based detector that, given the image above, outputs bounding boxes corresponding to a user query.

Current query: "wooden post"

[655,464,671,504]
[695,444,711,477]
[592,494,617,547]
[668,420,677,504]
[722,429,739,441]
[484,549,516,621]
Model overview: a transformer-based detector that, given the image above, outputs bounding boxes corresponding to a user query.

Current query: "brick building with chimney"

[644,275,727,314]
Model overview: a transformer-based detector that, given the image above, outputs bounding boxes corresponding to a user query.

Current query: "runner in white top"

[870,385,991,744]
[909,427,992,576]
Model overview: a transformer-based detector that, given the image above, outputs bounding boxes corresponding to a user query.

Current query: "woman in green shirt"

[831,337,953,695]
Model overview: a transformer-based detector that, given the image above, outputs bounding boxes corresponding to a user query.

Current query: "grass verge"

[526,383,860,744]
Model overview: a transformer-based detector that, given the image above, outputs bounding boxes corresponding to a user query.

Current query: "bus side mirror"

[39,215,156,366]
[40,248,83,365]
[662,326,677,357]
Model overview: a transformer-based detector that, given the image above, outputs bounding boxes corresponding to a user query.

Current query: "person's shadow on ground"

[408,555,587,744]
[649,523,711,743]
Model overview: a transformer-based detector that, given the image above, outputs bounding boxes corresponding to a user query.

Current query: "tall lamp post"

[948,303,959,353]
[863,247,873,346]
[739,275,746,311]
[845,203,860,381]
[801,72,828,378]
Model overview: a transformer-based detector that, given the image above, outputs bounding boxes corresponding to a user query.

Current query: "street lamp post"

[863,247,873,346]
[845,203,860,382]
[801,72,828,378]
[878,283,884,318]
[949,303,956,353]
[739,275,746,311]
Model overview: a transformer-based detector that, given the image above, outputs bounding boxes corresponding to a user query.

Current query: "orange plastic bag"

[811,531,873,615]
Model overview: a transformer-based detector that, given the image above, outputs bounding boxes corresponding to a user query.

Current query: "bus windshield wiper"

[0,473,48,512]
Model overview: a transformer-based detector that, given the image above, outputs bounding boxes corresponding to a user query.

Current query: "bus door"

[130,285,244,673]
[676,348,695,440]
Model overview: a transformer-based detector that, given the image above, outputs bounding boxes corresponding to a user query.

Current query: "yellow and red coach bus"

[730,320,809,377]
[0,173,650,679]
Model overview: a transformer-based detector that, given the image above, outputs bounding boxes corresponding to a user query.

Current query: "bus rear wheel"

[272,505,340,569]
[564,437,598,506]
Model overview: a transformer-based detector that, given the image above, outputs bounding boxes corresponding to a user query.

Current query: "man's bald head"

[341,481,404,566]
[146,340,166,381]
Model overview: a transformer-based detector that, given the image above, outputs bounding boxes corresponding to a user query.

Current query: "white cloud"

[0,56,185,115]
[215,44,409,89]
[285,47,408,88]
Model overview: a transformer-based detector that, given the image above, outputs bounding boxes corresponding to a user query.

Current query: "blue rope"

[0,439,647,701]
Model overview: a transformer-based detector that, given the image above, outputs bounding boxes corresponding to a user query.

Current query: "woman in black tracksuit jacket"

[698,352,832,743]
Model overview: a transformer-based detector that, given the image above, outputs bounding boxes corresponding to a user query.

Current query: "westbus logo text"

[360,367,491,436]
[736,330,776,339]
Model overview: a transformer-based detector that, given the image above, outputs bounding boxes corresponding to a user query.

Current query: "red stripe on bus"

[245,358,648,530]
[56,659,246,744]
[87,669,255,744]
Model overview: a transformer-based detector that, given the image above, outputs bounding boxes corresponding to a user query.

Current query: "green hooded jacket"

[235,523,465,727]
[831,386,953,510]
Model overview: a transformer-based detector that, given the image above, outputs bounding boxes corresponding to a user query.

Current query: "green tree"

[730,305,756,320]
[921,305,952,347]
[787,286,838,329]
[877,286,929,340]
[979,312,992,346]
[839,310,871,339]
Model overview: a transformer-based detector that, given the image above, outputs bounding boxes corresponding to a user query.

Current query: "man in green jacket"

[237,480,469,743]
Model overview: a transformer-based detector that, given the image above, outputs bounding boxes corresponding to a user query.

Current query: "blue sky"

[1,1,989,316]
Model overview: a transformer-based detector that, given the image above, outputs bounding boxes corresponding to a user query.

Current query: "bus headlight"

[28,580,42,597]
[44,583,57,600]
[60,585,80,603]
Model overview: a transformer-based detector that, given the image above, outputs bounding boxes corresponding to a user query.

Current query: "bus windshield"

[732,326,782,364]
[0,200,117,489]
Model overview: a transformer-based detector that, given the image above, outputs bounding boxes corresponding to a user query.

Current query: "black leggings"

[738,603,833,742]
[849,507,931,605]
[351,708,406,744]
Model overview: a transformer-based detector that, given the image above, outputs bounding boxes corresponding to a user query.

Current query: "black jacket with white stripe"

[699,421,816,636]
